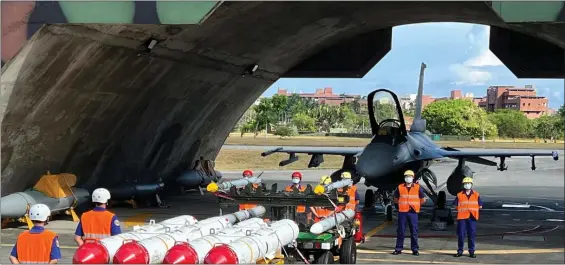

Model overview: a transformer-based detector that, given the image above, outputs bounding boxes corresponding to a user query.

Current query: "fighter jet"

[261,63,560,221]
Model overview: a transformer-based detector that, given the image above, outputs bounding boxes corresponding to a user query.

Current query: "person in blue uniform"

[10,204,62,264]
[392,170,426,256]
[74,188,122,245]
[453,177,483,258]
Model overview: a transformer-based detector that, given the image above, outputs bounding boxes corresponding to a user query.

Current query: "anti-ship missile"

[206,176,262,193]
[1,188,90,219]
[163,218,268,264]
[310,209,355,234]
[113,206,266,264]
[203,219,299,264]
[314,179,353,195]
[107,182,165,201]
[176,170,223,189]
[73,215,198,264]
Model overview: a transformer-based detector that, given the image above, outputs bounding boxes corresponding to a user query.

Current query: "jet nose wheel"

[364,190,375,210]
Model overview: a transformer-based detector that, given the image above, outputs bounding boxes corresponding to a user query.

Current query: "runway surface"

[1,148,563,263]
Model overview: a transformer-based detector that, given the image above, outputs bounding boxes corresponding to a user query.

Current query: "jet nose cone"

[113,242,149,264]
[356,143,396,177]
[72,241,110,264]
[203,245,238,264]
[163,243,198,264]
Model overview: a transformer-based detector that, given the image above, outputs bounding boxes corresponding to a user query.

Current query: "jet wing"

[261,147,363,167]
[437,147,559,168]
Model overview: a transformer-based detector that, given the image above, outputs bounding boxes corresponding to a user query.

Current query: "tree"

[488,109,530,138]
[274,125,298,138]
[533,115,559,140]
[373,101,397,124]
[292,112,316,132]
[422,99,497,137]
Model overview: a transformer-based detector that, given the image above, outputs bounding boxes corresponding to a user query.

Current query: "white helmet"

[92,188,111,203]
[29,204,51,221]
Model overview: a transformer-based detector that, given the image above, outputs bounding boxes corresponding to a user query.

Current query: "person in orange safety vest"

[74,188,121,246]
[10,204,62,264]
[338,172,360,211]
[310,175,335,222]
[285,171,306,213]
[239,169,260,211]
[453,177,483,258]
[392,170,426,256]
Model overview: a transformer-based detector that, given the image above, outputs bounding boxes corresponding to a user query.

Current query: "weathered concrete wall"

[1,1,564,195]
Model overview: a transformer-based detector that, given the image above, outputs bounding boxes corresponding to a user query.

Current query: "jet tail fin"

[410,62,427,133]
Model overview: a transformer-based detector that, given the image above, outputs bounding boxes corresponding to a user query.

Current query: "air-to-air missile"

[206,176,262,193]
[309,209,356,234]
[313,179,353,195]
[72,215,199,264]
[203,219,300,264]
[112,206,266,264]
[163,218,268,264]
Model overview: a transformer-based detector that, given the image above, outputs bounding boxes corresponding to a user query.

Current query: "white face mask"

[464,183,472,190]
[292,178,300,184]
[404,176,414,184]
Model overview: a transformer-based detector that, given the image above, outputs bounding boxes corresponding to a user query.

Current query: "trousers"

[395,212,419,252]
[457,218,477,253]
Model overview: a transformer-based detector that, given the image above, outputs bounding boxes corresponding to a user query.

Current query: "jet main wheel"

[364,190,375,209]
[385,204,393,222]
[315,251,334,264]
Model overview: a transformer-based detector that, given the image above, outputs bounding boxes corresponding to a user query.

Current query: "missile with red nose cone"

[72,215,198,264]
[163,218,267,264]
[203,219,299,264]
[113,206,266,264]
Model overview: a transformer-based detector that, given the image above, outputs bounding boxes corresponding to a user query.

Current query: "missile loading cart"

[214,183,359,264]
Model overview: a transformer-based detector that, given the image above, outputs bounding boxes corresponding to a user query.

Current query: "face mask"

[404,176,413,183]
[292,178,300,184]
[464,183,472,190]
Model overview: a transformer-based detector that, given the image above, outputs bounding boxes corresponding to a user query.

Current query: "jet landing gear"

[419,168,453,226]
[364,189,395,222]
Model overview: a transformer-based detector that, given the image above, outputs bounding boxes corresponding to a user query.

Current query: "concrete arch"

[1,1,563,195]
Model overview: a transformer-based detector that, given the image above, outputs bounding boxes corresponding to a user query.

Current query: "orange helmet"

[242,169,253,177]
[291,171,302,180]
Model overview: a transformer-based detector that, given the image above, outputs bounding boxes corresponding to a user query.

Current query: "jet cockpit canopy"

[367,89,408,143]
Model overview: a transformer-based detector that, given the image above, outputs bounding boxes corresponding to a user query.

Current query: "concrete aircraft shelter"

[1,1,564,195]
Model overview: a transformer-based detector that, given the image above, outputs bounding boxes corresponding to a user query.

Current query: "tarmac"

[1,149,564,264]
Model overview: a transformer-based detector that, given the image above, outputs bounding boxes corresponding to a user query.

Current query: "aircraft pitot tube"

[72,215,198,264]
[206,176,262,193]
[314,179,353,195]
[163,218,268,264]
[310,209,355,235]
[203,219,300,264]
[112,206,266,264]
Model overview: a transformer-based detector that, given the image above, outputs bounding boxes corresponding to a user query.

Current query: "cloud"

[449,64,492,86]
[553,91,562,98]
[463,26,503,67]
[463,50,503,67]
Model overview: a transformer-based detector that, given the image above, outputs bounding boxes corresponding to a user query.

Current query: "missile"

[1,188,90,218]
[107,182,165,201]
[113,207,266,264]
[163,218,268,264]
[314,179,353,195]
[73,215,198,264]
[206,176,262,193]
[203,219,299,264]
[176,170,223,189]
[310,209,355,234]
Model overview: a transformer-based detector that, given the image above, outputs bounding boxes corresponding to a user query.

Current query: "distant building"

[277,87,364,107]
[482,85,549,119]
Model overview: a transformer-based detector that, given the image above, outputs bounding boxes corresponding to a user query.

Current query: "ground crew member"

[74,188,121,246]
[392,170,426,256]
[285,171,306,213]
[310,175,334,222]
[10,204,62,264]
[239,169,260,210]
[453,177,483,258]
[340,172,360,210]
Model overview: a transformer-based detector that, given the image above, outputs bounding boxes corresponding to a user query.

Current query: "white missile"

[163,218,268,264]
[310,209,355,234]
[113,207,266,264]
[203,219,300,264]
[314,179,353,195]
[206,176,262,193]
[72,215,198,264]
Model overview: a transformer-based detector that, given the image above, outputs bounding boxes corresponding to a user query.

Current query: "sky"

[263,22,565,109]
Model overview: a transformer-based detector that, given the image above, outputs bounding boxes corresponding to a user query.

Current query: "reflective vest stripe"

[84,233,111,239]
[81,210,115,240]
